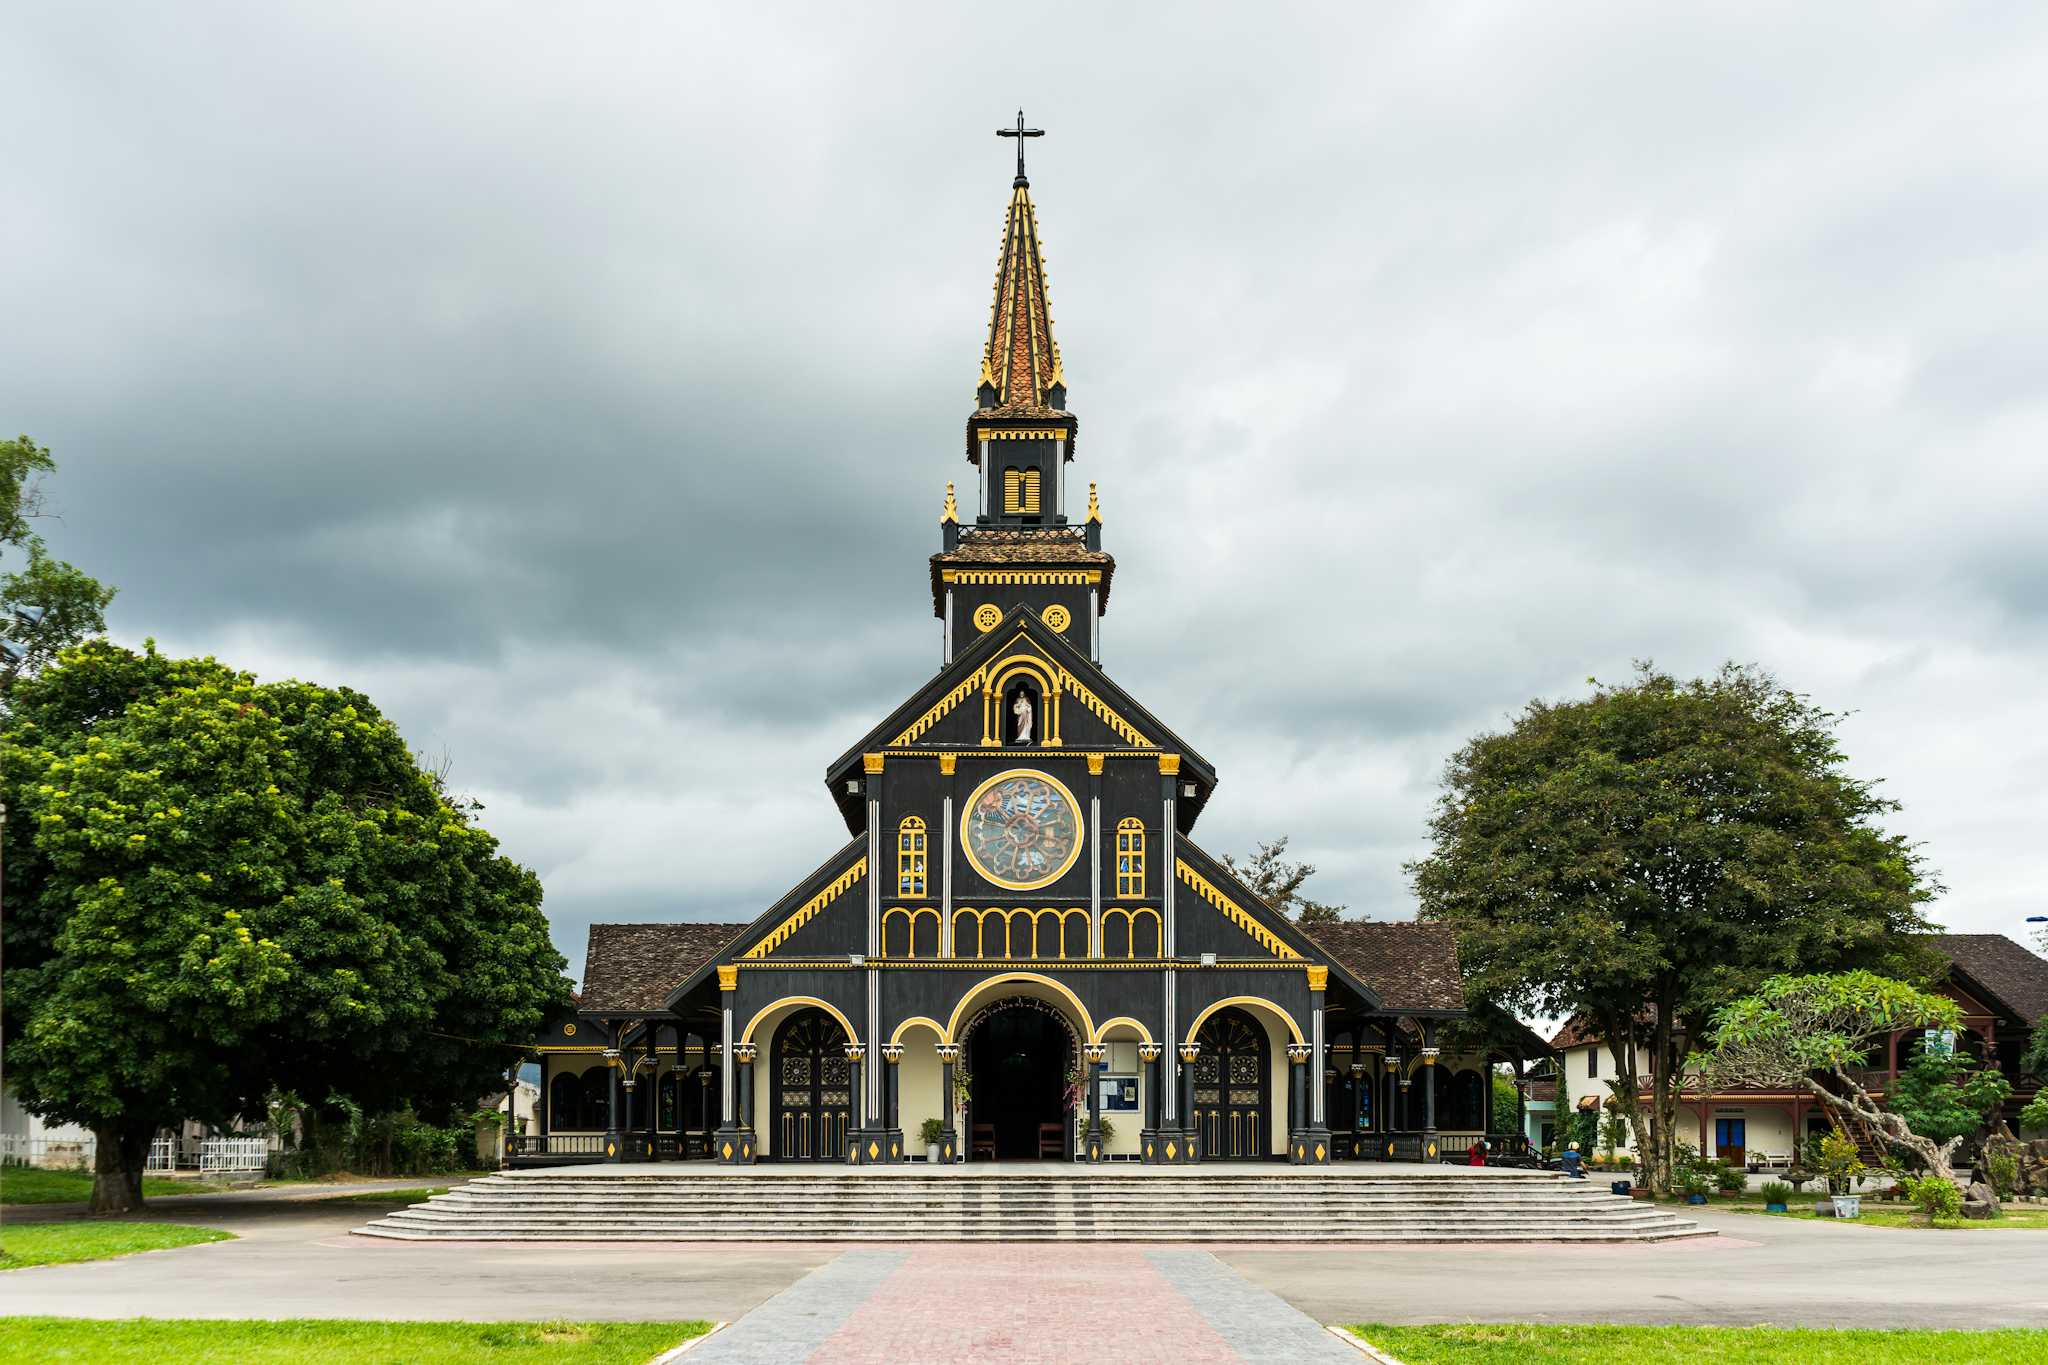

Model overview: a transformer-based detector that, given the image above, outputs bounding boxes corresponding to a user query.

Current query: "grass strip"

[0,1318,708,1363]
[1350,1323,2048,1364]
[0,1222,233,1270]
[0,1167,234,1206]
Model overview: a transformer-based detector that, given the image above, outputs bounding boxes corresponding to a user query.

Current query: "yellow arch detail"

[1091,1015,1155,1046]
[945,971,1096,1046]
[1183,995,1306,1047]
[739,996,861,1048]
[890,1015,949,1046]
[981,655,1063,745]
[880,906,940,959]
[1101,905,1163,960]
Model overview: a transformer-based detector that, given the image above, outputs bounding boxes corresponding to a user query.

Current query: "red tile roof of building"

[1300,919,1465,1012]
[579,922,747,1013]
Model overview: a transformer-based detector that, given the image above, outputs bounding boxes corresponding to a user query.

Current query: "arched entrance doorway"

[961,998,1078,1160]
[1193,1007,1270,1160]
[773,1009,851,1161]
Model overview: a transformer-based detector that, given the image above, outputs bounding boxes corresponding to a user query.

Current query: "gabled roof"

[1300,919,1466,1014]
[1931,934,2048,1026]
[658,836,868,1009]
[824,603,1215,832]
[579,922,748,1014]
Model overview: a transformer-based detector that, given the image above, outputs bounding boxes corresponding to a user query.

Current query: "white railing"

[199,1137,268,1173]
[0,1133,97,1168]
[146,1135,178,1171]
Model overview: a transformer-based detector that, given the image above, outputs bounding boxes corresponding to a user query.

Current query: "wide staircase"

[357,1170,1711,1244]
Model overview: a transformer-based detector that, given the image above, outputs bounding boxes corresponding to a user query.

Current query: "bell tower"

[931,114,1113,664]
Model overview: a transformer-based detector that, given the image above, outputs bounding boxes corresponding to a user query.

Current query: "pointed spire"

[939,481,959,524]
[981,178,1063,414]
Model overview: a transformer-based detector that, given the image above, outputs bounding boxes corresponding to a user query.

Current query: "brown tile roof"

[930,528,1115,614]
[1549,1015,1600,1050]
[1932,933,2048,1025]
[1301,919,1465,1013]
[934,527,1112,566]
[579,922,747,1013]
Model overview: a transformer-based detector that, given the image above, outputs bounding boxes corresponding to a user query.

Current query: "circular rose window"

[960,769,1084,890]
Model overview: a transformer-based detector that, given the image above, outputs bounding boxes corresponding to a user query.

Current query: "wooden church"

[519,130,1535,1169]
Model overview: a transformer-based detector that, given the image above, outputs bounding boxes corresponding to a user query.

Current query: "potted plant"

[919,1117,947,1164]
[1080,1115,1116,1160]
[1678,1169,1712,1205]
[1759,1180,1792,1214]
[1714,1161,1746,1198]
[1818,1134,1865,1219]
[1784,1164,1814,1195]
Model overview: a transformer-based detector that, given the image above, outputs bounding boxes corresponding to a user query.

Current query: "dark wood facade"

[519,158,1486,1169]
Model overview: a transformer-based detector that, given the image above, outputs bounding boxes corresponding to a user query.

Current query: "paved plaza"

[5,1189,2048,1360]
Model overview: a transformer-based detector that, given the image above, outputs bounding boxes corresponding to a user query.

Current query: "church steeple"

[966,115,1078,529]
[978,175,1066,416]
[935,121,1111,664]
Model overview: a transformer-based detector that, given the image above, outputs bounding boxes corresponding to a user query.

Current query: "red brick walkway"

[816,1246,1240,1364]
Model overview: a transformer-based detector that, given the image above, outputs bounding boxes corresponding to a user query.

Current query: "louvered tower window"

[1002,467,1041,515]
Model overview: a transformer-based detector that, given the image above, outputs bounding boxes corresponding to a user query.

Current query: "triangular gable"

[661,836,868,1008]
[1173,835,1385,1010]
[827,604,1215,782]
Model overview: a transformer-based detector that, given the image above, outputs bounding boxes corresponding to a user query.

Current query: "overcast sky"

[7,4,2045,978]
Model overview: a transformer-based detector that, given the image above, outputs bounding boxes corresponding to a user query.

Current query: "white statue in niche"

[1012,689,1035,743]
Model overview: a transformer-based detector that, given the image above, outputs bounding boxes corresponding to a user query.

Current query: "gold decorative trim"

[892,673,981,746]
[1085,752,1104,776]
[742,857,867,958]
[974,426,1068,441]
[717,965,740,992]
[1305,964,1328,992]
[939,569,1102,586]
[1157,754,1181,776]
[862,752,887,774]
[1062,672,1154,748]
[972,603,1002,633]
[1041,604,1071,631]
[1085,482,1101,525]
[1176,860,1302,960]
[562,1023,577,1037]
[938,752,957,776]
[939,482,958,525]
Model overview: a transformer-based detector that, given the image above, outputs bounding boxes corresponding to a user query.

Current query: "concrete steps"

[357,1171,1710,1243]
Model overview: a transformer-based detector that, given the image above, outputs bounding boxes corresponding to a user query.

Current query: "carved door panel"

[1193,1010,1268,1159]
[774,1012,851,1161]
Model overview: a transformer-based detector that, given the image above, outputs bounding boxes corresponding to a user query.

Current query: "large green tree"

[1,642,570,1211]
[0,435,115,690]
[1410,663,1937,1193]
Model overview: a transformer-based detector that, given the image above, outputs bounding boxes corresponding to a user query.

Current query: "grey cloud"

[8,2,2047,963]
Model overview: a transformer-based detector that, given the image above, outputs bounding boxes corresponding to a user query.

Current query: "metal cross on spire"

[997,109,1043,186]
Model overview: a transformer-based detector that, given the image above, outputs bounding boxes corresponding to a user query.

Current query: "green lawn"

[0,1222,233,1270]
[0,1319,708,1363]
[0,1167,235,1206]
[310,1186,450,1204]
[1350,1324,2048,1364]
[1664,1195,2048,1230]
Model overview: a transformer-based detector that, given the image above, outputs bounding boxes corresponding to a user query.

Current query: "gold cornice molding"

[1176,860,1302,961]
[716,965,739,992]
[862,752,886,774]
[1157,753,1181,776]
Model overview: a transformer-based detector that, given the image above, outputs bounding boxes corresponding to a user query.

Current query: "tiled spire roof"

[981,180,1064,415]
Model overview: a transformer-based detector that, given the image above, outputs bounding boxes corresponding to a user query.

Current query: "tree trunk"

[1647,1011,1682,1197]
[90,1121,152,1214]
[1809,1072,1962,1183]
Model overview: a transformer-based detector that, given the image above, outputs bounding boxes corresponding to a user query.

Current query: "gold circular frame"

[958,767,1085,890]
[1042,604,1071,631]
[973,603,1002,633]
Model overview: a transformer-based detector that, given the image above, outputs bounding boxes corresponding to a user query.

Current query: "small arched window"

[1115,817,1145,898]
[897,816,927,896]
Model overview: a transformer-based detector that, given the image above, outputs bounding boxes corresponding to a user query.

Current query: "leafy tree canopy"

[1705,971,1973,1179]
[1410,663,1939,1190]
[1885,1047,2012,1150]
[1223,836,1344,925]
[1,641,570,1210]
[0,435,115,689]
